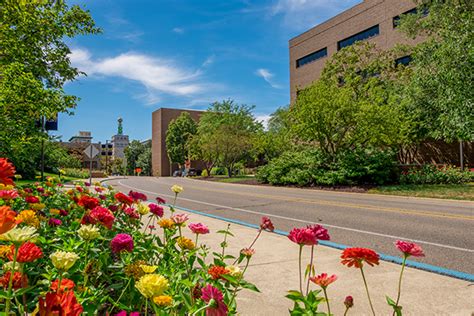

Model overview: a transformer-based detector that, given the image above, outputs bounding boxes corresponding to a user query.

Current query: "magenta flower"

[59,209,68,216]
[156,196,166,204]
[111,233,134,254]
[189,223,210,235]
[149,203,164,217]
[171,213,189,225]
[48,218,62,227]
[288,227,317,246]
[128,190,147,201]
[307,224,330,241]
[260,216,274,232]
[395,240,425,257]
[201,284,228,316]
[124,207,140,219]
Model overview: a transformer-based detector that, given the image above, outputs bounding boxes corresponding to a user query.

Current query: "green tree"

[196,100,262,177]
[0,0,99,177]
[397,0,474,142]
[165,112,197,165]
[136,146,152,176]
[124,140,149,175]
[292,42,410,160]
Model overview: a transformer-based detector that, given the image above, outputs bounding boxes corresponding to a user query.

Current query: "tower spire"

[117,117,123,135]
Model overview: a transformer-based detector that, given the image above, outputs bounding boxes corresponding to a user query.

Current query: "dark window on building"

[393,7,428,28]
[337,25,380,50]
[296,47,328,68]
[395,55,412,66]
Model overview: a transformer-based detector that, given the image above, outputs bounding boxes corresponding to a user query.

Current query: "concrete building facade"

[289,0,423,102]
[151,108,204,176]
[111,118,130,160]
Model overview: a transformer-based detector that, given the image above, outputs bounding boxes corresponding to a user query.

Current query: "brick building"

[289,0,423,102]
[151,108,204,176]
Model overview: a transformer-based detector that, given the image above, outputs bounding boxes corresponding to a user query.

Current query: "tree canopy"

[165,112,197,165]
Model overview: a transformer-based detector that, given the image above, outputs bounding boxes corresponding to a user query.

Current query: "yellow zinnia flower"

[50,209,61,216]
[16,210,40,228]
[31,203,45,211]
[153,295,173,306]
[226,265,242,277]
[171,185,183,194]
[158,218,175,229]
[135,274,169,298]
[137,203,150,215]
[0,245,11,259]
[177,237,195,250]
[78,225,101,240]
[50,251,79,271]
[140,264,158,274]
[0,226,38,244]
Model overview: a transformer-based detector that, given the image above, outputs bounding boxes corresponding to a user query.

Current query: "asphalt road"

[107,176,474,275]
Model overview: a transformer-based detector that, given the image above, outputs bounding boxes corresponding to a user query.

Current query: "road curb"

[166,203,474,283]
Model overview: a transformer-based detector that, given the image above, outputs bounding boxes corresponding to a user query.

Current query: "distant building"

[61,131,101,169]
[151,108,204,176]
[289,0,423,102]
[111,118,130,160]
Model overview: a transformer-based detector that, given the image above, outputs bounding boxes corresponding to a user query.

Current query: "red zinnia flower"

[0,271,27,289]
[344,295,354,308]
[0,190,19,200]
[288,227,317,246]
[309,273,337,288]
[189,223,210,235]
[0,158,15,185]
[149,203,164,217]
[114,192,133,205]
[89,206,115,229]
[156,196,166,204]
[9,242,43,263]
[38,291,83,316]
[341,247,379,268]
[207,265,230,280]
[260,216,274,232]
[124,207,140,219]
[0,206,18,234]
[128,190,147,201]
[51,278,75,294]
[201,284,228,316]
[77,195,100,210]
[395,240,424,257]
[25,196,40,204]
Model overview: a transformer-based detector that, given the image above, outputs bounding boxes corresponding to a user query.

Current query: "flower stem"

[230,258,251,306]
[191,302,213,315]
[298,245,303,294]
[360,266,376,316]
[305,245,315,295]
[114,278,131,307]
[5,245,19,314]
[393,255,407,316]
[323,287,331,316]
[195,234,199,247]
[145,299,148,316]
[343,307,350,316]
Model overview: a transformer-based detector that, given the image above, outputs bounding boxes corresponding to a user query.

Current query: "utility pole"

[459,141,464,171]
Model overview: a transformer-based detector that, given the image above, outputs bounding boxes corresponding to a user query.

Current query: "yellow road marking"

[179,183,474,221]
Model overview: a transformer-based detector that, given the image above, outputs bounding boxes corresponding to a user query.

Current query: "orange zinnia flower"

[341,247,380,268]
[0,158,15,186]
[8,242,43,263]
[0,206,18,234]
[207,265,230,280]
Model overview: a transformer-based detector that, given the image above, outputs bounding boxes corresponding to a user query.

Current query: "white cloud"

[202,55,215,67]
[271,0,360,30]
[255,114,271,130]
[173,27,184,34]
[255,68,281,89]
[70,48,208,104]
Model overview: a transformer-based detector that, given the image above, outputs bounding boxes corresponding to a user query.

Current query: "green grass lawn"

[369,183,474,200]
[15,172,85,186]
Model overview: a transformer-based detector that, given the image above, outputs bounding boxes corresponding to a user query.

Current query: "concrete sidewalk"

[158,205,473,316]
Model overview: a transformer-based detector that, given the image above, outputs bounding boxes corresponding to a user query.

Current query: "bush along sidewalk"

[285,225,425,316]
[0,157,274,315]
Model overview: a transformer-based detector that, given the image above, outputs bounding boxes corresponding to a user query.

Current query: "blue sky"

[57,0,360,142]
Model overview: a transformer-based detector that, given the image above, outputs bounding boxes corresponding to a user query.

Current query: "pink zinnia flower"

[310,273,337,288]
[240,248,256,258]
[48,218,62,227]
[288,227,317,246]
[25,196,40,204]
[36,187,45,193]
[307,224,330,241]
[189,223,210,235]
[0,190,19,200]
[171,213,189,225]
[111,233,134,254]
[201,284,228,316]
[395,240,424,257]
[260,216,274,232]
[149,203,164,217]
[156,197,166,204]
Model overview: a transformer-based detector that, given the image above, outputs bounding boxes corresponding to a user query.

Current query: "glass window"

[337,25,379,50]
[393,7,428,28]
[296,47,328,68]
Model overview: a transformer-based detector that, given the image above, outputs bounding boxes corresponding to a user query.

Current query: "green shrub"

[62,168,89,179]
[400,165,473,184]
[256,148,397,186]
[211,166,226,176]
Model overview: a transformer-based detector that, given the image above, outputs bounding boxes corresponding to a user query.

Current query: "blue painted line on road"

[162,203,474,282]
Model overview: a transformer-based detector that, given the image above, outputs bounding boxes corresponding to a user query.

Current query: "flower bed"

[0,157,425,315]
